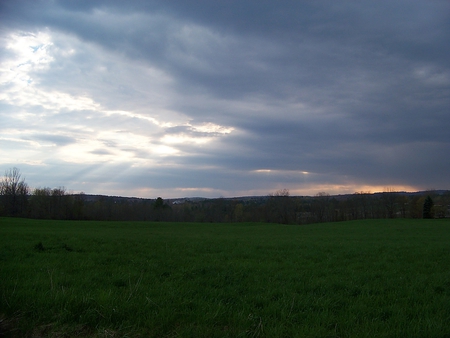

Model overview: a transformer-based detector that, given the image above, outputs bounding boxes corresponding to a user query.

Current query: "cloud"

[27,134,76,146]
[0,0,449,197]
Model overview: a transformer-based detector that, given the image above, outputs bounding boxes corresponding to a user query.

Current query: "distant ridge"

[73,190,450,204]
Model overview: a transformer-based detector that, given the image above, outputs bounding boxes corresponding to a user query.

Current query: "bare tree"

[266,189,293,224]
[0,168,29,216]
[312,192,330,222]
[382,187,398,218]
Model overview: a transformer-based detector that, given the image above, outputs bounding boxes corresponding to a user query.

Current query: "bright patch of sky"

[1,30,236,195]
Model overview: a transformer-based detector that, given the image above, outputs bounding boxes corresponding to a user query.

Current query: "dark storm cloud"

[1,0,449,196]
[3,1,449,102]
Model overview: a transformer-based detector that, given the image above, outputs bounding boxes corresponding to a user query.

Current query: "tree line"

[1,168,449,223]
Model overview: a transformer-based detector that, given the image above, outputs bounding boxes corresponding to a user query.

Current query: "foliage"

[28,187,79,220]
[1,168,450,223]
[423,195,434,219]
[153,197,165,209]
[1,218,450,337]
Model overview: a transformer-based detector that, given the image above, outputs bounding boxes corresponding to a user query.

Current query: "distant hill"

[75,190,450,205]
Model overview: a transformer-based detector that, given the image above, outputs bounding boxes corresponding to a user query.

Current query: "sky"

[1,0,449,198]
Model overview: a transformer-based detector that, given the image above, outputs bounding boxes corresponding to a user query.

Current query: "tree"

[353,191,372,219]
[233,203,244,222]
[312,192,331,222]
[0,168,29,217]
[154,197,165,210]
[28,187,52,219]
[266,189,293,224]
[72,193,85,220]
[423,195,434,219]
[153,197,171,221]
[382,188,398,218]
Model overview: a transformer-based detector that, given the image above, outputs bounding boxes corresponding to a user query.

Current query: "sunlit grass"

[1,218,450,337]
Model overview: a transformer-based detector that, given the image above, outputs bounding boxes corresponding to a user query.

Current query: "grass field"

[1,218,450,337]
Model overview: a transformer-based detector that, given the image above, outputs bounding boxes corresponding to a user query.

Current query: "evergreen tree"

[423,195,434,219]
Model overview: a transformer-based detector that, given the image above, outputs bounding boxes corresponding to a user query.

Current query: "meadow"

[1,218,450,337]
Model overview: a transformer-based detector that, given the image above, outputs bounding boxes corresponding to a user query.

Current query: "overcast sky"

[1,1,449,198]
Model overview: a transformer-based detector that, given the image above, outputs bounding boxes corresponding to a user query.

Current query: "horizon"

[19,179,447,201]
[1,1,449,199]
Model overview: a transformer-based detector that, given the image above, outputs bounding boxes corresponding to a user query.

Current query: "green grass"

[1,218,450,337]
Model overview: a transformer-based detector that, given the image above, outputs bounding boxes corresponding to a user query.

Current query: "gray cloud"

[27,134,77,146]
[0,0,449,197]
[90,149,113,156]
